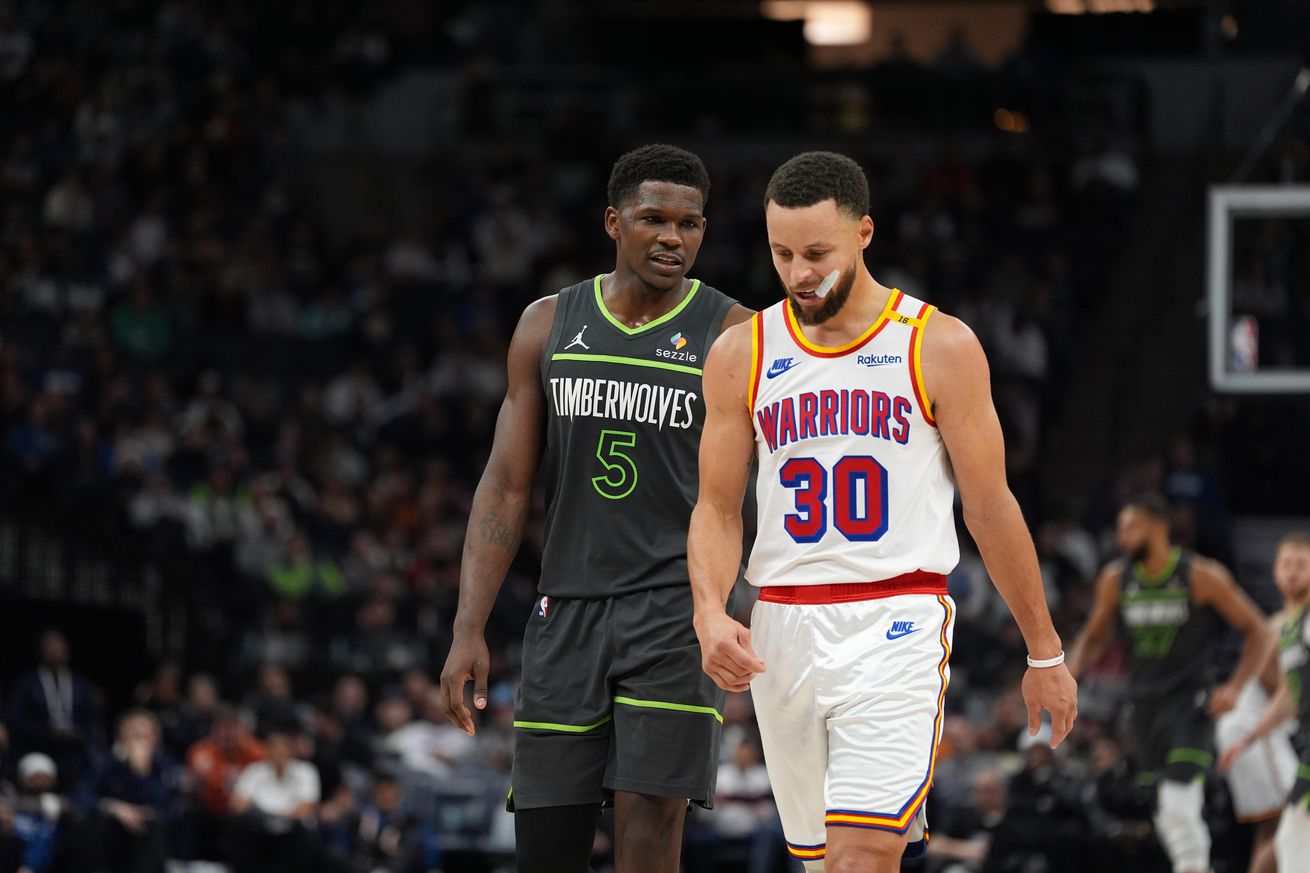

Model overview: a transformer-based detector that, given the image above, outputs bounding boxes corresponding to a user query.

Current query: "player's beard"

[785,256,858,326]
[1126,541,1150,564]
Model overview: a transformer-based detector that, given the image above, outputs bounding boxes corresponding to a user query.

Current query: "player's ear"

[604,206,621,241]
[858,215,874,250]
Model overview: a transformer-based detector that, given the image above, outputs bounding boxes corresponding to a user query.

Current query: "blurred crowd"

[0,1,1271,872]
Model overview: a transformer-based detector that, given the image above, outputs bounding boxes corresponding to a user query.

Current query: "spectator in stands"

[135,663,184,755]
[328,675,375,774]
[1079,735,1161,872]
[684,735,787,873]
[245,665,303,737]
[0,753,70,873]
[353,773,439,873]
[82,709,175,873]
[331,597,427,682]
[183,706,265,858]
[382,689,475,784]
[229,726,321,873]
[268,531,347,601]
[932,715,1004,822]
[930,768,1030,872]
[166,673,222,762]
[4,631,101,791]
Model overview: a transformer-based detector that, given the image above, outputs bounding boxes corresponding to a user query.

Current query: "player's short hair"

[765,151,870,220]
[1278,532,1310,551]
[1123,493,1170,522]
[607,144,710,209]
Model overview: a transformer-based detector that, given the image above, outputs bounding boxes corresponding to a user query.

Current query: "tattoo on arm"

[477,511,517,549]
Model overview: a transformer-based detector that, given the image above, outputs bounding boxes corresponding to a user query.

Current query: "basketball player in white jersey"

[1220,534,1310,873]
[1218,655,1297,873]
[688,151,1077,872]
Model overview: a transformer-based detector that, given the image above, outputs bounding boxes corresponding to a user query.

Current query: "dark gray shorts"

[509,585,724,811]
[1130,686,1214,783]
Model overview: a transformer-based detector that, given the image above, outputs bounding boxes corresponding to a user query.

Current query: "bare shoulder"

[510,294,558,349]
[720,303,755,332]
[707,313,756,365]
[921,311,987,372]
[518,294,559,334]
[1190,554,1235,587]
[919,312,990,421]
[703,315,757,407]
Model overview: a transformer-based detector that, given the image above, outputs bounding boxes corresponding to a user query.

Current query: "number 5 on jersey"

[593,429,638,500]
[780,455,888,543]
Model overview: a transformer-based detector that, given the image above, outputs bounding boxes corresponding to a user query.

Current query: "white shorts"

[1216,680,1298,822]
[1276,798,1310,866]
[749,591,955,864]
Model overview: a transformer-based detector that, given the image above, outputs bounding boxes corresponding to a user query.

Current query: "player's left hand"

[1021,663,1078,748]
[1207,681,1240,717]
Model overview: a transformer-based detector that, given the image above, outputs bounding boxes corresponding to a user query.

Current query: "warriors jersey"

[744,290,959,588]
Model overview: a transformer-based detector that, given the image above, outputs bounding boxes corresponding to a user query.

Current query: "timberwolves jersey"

[1116,549,1221,699]
[745,290,959,588]
[538,275,736,598]
[1278,606,1310,749]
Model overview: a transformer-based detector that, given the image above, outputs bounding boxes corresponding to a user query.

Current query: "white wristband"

[1026,651,1065,669]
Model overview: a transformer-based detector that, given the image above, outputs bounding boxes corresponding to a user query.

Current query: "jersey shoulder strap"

[539,279,588,378]
[889,290,935,328]
[697,284,737,354]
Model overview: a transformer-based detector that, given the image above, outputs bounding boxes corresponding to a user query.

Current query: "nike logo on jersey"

[766,357,800,379]
[886,620,920,640]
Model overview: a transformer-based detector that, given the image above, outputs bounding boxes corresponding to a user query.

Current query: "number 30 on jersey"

[779,455,888,542]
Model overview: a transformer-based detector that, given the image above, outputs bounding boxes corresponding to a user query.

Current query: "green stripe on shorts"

[1166,748,1214,767]
[513,714,613,733]
[613,696,724,723]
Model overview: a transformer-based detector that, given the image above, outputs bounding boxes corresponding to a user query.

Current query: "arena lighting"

[1047,0,1155,13]
[760,0,873,46]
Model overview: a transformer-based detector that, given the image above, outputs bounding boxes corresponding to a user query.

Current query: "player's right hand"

[694,610,766,693]
[440,631,491,737]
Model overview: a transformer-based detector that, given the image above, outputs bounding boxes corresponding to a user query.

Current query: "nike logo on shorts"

[886,620,920,640]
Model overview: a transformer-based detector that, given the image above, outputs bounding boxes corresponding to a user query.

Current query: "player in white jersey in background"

[1217,654,1297,873]
[688,151,1077,873]
[1219,534,1310,873]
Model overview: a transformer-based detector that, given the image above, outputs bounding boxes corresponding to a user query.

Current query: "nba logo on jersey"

[538,595,550,618]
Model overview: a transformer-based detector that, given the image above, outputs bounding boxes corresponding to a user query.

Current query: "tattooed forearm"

[477,511,518,549]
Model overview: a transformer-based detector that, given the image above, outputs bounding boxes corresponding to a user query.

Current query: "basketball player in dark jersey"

[1220,532,1310,872]
[437,145,751,873]
[1069,494,1273,873]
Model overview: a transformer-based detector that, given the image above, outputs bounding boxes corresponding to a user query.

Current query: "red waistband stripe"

[756,571,947,605]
